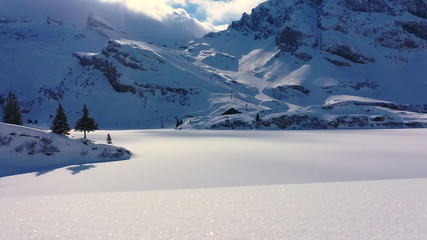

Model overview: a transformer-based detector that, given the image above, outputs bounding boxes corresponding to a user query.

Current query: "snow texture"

[1,129,427,239]
[0,179,426,239]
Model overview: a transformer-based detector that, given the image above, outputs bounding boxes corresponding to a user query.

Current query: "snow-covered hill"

[1,0,426,129]
[0,122,130,177]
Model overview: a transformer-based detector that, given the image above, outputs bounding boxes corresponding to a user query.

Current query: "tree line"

[1,91,98,139]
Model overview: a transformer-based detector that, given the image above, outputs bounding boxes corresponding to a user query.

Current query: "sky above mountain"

[0,0,266,40]
[100,0,267,31]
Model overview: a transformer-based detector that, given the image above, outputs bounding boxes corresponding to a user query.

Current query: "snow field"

[1,129,427,239]
[0,178,426,239]
[1,128,427,197]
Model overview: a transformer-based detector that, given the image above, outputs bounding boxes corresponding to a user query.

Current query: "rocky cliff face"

[229,0,427,65]
[73,40,199,104]
[184,0,427,129]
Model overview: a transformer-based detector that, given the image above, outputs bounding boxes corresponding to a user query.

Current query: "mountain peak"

[87,13,115,30]
[226,0,427,65]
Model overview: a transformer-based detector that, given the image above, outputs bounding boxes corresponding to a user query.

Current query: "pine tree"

[75,104,99,139]
[2,91,23,125]
[176,118,184,128]
[255,113,261,122]
[106,134,112,144]
[51,103,71,135]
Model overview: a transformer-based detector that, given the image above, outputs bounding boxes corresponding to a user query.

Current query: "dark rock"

[324,57,351,66]
[271,115,327,129]
[73,53,136,94]
[87,13,114,30]
[293,52,313,61]
[210,119,252,129]
[375,30,421,52]
[326,44,375,64]
[398,21,427,40]
[276,27,305,52]
[264,85,310,100]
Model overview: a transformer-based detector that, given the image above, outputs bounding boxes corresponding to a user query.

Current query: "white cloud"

[100,0,176,22]
[100,0,266,31]
[99,0,227,37]
[182,0,267,25]
[0,0,231,40]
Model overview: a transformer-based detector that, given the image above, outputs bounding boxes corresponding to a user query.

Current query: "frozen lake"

[1,129,427,239]
[1,129,426,197]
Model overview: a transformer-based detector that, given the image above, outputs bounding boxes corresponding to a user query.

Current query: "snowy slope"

[184,0,427,129]
[1,179,426,240]
[0,122,130,177]
[1,0,426,129]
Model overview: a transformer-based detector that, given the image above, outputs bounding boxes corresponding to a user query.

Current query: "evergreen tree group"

[75,104,99,139]
[51,103,71,135]
[2,91,23,125]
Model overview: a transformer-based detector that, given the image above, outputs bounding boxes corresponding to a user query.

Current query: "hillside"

[0,0,426,129]
[0,122,130,177]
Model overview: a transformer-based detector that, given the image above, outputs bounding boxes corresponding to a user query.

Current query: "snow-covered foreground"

[0,129,426,239]
[0,179,426,240]
[1,129,427,197]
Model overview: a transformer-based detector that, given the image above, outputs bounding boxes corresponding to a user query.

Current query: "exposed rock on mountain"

[230,0,427,62]
[1,0,426,129]
[87,13,114,31]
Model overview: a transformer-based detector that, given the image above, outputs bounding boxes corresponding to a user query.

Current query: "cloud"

[180,0,267,25]
[100,0,267,32]
[1,0,266,40]
[161,8,220,38]
[100,0,174,22]
[99,0,225,36]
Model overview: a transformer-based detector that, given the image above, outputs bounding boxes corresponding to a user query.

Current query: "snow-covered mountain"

[1,0,426,129]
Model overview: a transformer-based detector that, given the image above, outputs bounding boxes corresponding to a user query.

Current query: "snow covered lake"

[1,129,426,239]
[1,129,426,197]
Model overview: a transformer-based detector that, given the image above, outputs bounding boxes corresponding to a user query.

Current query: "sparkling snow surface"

[1,129,427,239]
[1,179,426,240]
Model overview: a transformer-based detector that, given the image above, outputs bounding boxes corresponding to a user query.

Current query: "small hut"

[222,108,242,115]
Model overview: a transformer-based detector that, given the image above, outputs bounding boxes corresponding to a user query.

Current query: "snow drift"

[0,123,131,177]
